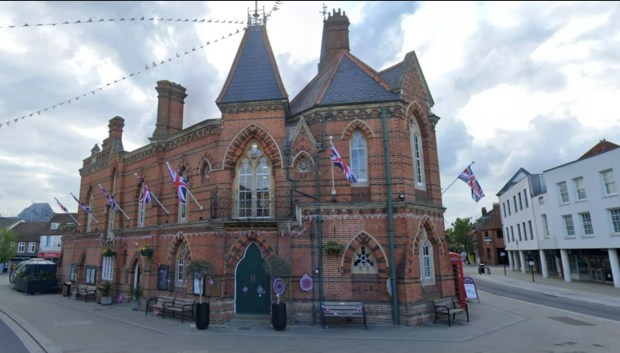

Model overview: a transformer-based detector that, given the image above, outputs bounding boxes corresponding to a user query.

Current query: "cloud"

[1,1,619,230]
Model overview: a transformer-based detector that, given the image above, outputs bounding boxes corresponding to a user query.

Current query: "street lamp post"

[528,258,535,282]
[500,251,506,276]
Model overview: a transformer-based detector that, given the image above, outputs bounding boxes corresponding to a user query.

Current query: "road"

[476,279,620,322]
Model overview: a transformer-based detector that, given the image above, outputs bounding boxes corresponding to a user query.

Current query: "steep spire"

[216,11,287,107]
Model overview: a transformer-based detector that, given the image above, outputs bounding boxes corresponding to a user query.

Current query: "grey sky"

[1,1,619,229]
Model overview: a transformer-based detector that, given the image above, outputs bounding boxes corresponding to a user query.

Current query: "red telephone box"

[449,252,466,306]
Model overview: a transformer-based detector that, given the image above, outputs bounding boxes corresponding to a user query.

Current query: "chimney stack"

[101,116,125,150]
[152,80,187,140]
[318,9,350,72]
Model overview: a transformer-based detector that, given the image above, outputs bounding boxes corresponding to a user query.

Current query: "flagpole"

[98,183,130,220]
[134,173,169,214]
[55,197,80,225]
[70,192,99,223]
[186,189,204,210]
[329,136,336,195]
[441,161,474,195]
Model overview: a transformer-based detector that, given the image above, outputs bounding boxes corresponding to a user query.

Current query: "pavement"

[1,265,619,353]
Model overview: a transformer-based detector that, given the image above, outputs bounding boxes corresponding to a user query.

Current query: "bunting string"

[0,1,284,131]
[0,16,245,29]
[0,27,244,130]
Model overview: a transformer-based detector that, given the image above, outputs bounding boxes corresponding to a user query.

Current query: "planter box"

[14,278,58,295]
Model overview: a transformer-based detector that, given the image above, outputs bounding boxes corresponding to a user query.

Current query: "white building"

[499,140,620,288]
[496,168,548,274]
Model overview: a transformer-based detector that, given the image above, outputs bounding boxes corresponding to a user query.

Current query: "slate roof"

[217,25,288,105]
[0,217,22,229]
[578,140,619,160]
[18,203,54,222]
[13,222,49,242]
[289,51,399,116]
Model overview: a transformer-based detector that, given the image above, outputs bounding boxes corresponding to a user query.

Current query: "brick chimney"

[101,116,124,150]
[481,207,487,216]
[151,80,187,140]
[318,9,350,72]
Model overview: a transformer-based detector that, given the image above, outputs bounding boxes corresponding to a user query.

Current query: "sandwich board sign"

[463,276,479,302]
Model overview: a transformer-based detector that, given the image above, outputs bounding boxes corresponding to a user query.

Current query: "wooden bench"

[433,297,469,327]
[145,295,175,316]
[320,301,366,329]
[162,297,196,323]
[75,285,96,302]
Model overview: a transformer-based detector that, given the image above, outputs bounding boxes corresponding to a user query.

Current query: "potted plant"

[139,246,153,259]
[186,260,214,330]
[325,240,344,256]
[131,284,142,311]
[263,255,290,331]
[100,281,113,306]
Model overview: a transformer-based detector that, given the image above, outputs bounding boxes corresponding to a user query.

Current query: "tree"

[0,228,17,264]
[186,260,214,304]
[445,217,474,253]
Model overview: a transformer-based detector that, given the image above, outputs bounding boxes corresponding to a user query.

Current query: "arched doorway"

[235,243,270,314]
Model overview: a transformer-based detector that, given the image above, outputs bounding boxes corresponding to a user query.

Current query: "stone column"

[608,248,620,288]
[539,249,549,278]
[560,249,571,282]
[519,251,527,274]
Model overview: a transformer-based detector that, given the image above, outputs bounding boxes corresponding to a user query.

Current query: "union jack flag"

[458,165,485,202]
[166,162,188,203]
[139,179,152,204]
[98,184,117,209]
[330,140,357,183]
[71,193,92,214]
[55,197,69,213]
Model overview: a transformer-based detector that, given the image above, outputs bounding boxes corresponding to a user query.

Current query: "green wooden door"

[235,243,270,314]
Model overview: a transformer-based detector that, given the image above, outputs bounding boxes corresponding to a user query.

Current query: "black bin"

[478,263,485,274]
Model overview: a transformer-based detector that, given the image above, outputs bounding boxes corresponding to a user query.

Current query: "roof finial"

[254,1,259,19]
[320,3,328,20]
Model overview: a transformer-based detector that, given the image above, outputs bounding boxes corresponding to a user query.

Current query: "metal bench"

[320,301,366,329]
[162,297,196,323]
[75,285,96,302]
[145,295,175,316]
[433,297,469,327]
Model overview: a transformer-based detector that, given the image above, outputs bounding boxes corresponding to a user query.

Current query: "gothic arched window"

[236,142,273,218]
[350,131,368,184]
[410,119,425,189]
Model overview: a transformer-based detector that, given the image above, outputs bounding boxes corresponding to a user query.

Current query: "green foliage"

[263,255,290,278]
[101,281,111,297]
[446,217,474,253]
[186,260,214,279]
[324,240,344,255]
[186,260,214,303]
[0,228,17,263]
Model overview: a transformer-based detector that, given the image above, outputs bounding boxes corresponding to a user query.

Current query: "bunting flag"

[0,2,286,131]
[458,165,485,202]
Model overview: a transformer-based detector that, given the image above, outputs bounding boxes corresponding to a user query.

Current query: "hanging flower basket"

[139,246,153,258]
[324,241,343,256]
[102,247,115,257]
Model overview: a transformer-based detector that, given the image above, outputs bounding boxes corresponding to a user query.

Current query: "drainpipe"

[382,107,399,325]
[315,109,329,311]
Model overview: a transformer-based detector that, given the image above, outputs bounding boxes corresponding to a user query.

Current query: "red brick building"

[472,204,505,265]
[60,9,454,326]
